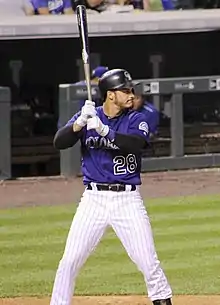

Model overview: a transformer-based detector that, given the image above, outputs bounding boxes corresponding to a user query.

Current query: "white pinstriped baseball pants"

[50,185,172,305]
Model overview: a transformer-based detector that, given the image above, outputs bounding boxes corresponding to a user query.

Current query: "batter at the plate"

[50,68,173,305]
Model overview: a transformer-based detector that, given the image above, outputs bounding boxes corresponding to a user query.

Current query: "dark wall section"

[1,31,220,92]
[0,38,79,87]
[90,31,220,79]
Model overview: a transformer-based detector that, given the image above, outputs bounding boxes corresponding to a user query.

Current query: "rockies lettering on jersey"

[85,136,119,150]
[65,107,150,185]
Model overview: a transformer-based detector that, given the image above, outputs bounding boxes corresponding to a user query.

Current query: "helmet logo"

[103,70,115,77]
[124,71,132,81]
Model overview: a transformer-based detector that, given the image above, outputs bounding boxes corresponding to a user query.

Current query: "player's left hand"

[82,100,97,119]
[87,116,109,137]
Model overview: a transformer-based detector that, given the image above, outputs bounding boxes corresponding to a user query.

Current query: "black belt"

[87,183,136,192]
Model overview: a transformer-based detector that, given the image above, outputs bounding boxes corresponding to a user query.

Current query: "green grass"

[0,194,220,297]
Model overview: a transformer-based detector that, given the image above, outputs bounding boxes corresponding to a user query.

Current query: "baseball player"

[51,68,173,305]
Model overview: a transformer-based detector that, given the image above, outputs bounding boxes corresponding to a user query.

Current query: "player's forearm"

[37,7,50,14]
[73,121,84,132]
[109,131,147,153]
[53,125,81,150]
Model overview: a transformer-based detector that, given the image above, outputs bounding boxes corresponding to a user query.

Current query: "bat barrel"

[76,5,92,101]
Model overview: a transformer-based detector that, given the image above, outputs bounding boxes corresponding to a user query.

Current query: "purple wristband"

[106,128,115,142]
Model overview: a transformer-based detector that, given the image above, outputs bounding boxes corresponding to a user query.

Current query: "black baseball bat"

[76,5,92,101]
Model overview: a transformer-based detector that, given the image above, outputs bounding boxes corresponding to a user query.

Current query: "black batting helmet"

[98,68,134,98]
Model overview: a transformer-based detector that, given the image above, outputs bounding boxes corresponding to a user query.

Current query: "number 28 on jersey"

[113,154,137,175]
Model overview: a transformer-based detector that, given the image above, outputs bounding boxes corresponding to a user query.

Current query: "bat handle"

[83,62,91,99]
[87,89,92,101]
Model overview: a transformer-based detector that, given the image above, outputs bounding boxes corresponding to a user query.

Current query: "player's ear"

[108,91,114,100]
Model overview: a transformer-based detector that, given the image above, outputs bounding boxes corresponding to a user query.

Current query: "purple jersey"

[139,101,159,135]
[65,107,150,185]
[31,0,71,14]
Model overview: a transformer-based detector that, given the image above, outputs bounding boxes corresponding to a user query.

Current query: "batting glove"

[76,100,96,127]
[87,116,109,137]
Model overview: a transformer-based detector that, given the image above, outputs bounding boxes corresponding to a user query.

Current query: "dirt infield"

[1,295,220,305]
[1,168,220,209]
